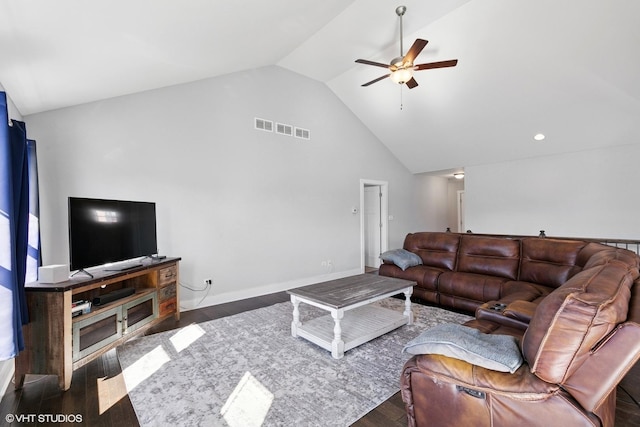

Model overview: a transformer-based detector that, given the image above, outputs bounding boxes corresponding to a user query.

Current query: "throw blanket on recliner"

[402,323,523,373]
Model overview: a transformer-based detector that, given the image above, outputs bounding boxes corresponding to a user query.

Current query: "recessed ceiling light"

[534,133,545,141]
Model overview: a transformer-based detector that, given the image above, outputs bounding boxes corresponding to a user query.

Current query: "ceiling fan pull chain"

[400,86,404,110]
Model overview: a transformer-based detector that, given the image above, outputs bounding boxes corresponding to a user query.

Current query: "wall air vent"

[295,127,311,140]
[255,117,273,132]
[255,117,310,141]
[276,123,293,137]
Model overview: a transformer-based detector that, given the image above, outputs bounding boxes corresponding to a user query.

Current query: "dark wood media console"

[15,257,181,391]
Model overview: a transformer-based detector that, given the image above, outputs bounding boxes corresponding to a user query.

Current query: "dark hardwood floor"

[2,291,639,427]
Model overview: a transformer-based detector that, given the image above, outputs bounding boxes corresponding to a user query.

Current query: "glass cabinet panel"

[73,306,122,361]
[123,292,158,335]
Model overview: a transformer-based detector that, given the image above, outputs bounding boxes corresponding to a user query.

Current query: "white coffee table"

[287,274,414,359]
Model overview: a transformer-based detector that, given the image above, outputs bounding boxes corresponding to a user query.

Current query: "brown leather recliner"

[400,259,640,427]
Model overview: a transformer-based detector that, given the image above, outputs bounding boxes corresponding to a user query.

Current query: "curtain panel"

[0,92,39,360]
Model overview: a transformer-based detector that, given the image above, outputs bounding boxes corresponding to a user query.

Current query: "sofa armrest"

[405,353,557,396]
[544,278,640,416]
[475,302,529,331]
[503,300,538,324]
[400,353,585,427]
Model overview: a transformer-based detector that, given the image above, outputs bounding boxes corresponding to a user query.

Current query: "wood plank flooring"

[2,291,639,427]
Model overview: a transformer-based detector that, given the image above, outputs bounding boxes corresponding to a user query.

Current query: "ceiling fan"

[355,5,458,89]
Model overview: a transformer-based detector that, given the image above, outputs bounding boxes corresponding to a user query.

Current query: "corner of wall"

[0,359,15,395]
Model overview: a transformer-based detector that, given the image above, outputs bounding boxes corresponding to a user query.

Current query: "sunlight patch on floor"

[97,324,205,415]
[221,371,274,427]
[121,345,170,390]
[170,323,205,353]
[97,372,127,415]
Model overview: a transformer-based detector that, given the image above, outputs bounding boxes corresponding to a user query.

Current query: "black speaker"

[93,287,135,306]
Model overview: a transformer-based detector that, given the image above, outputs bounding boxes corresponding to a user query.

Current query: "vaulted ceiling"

[2,0,639,174]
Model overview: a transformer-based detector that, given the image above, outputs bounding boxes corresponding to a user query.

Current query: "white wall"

[413,174,450,232]
[1,83,21,120]
[464,144,640,239]
[447,179,464,232]
[24,66,421,309]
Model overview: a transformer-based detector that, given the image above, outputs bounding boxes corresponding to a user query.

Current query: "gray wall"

[464,144,640,239]
[414,174,450,232]
[24,66,424,308]
[447,179,464,232]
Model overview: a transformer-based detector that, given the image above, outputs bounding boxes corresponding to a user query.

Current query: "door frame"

[457,190,465,233]
[360,179,389,272]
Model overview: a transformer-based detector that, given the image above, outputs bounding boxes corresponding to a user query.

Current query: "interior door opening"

[364,185,381,269]
[360,180,388,273]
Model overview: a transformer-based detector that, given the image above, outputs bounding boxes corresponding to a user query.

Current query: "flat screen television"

[68,197,158,271]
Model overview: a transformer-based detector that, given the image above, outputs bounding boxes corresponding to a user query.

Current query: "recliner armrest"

[562,320,640,414]
[475,301,529,331]
[503,300,538,324]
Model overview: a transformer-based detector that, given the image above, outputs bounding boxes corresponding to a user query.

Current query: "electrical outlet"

[204,278,212,286]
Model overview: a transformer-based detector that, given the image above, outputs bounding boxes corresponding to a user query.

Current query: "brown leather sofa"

[379,232,637,314]
[381,232,640,426]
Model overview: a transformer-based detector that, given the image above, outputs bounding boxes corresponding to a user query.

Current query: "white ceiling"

[2,0,639,174]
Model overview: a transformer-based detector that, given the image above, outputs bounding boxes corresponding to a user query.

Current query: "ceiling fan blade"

[405,77,419,89]
[361,74,390,87]
[403,39,428,64]
[355,59,390,69]
[415,59,458,70]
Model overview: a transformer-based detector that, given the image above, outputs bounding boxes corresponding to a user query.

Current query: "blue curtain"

[0,92,38,360]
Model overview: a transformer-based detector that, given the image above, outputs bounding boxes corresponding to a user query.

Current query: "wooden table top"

[287,274,415,309]
[25,257,181,292]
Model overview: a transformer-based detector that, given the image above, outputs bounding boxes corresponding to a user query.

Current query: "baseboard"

[180,268,362,311]
[0,359,15,394]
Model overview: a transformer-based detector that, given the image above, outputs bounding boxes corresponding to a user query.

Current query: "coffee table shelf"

[295,305,409,355]
[288,274,415,359]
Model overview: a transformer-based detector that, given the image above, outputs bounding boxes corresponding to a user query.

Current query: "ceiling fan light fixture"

[354,5,457,89]
[390,67,414,84]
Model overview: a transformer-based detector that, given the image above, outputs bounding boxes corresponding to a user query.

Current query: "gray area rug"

[117,298,472,426]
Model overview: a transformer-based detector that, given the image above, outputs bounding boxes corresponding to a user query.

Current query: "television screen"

[68,197,158,271]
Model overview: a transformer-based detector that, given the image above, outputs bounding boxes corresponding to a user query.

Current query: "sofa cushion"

[439,272,507,303]
[519,238,586,288]
[379,264,444,293]
[403,232,460,270]
[403,323,523,373]
[457,235,520,280]
[522,262,636,384]
[379,248,423,271]
[500,281,550,303]
[581,244,640,270]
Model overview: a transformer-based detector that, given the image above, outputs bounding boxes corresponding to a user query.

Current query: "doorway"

[457,190,465,232]
[360,179,388,272]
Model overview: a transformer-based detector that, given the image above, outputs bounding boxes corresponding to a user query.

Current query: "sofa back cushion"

[521,262,636,385]
[403,232,460,271]
[575,242,616,268]
[580,243,640,270]
[456,235,520,280]
[519,239,586,288]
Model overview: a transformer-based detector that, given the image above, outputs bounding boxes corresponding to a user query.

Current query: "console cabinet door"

[73,306,123,362]
[123,292,158,335]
